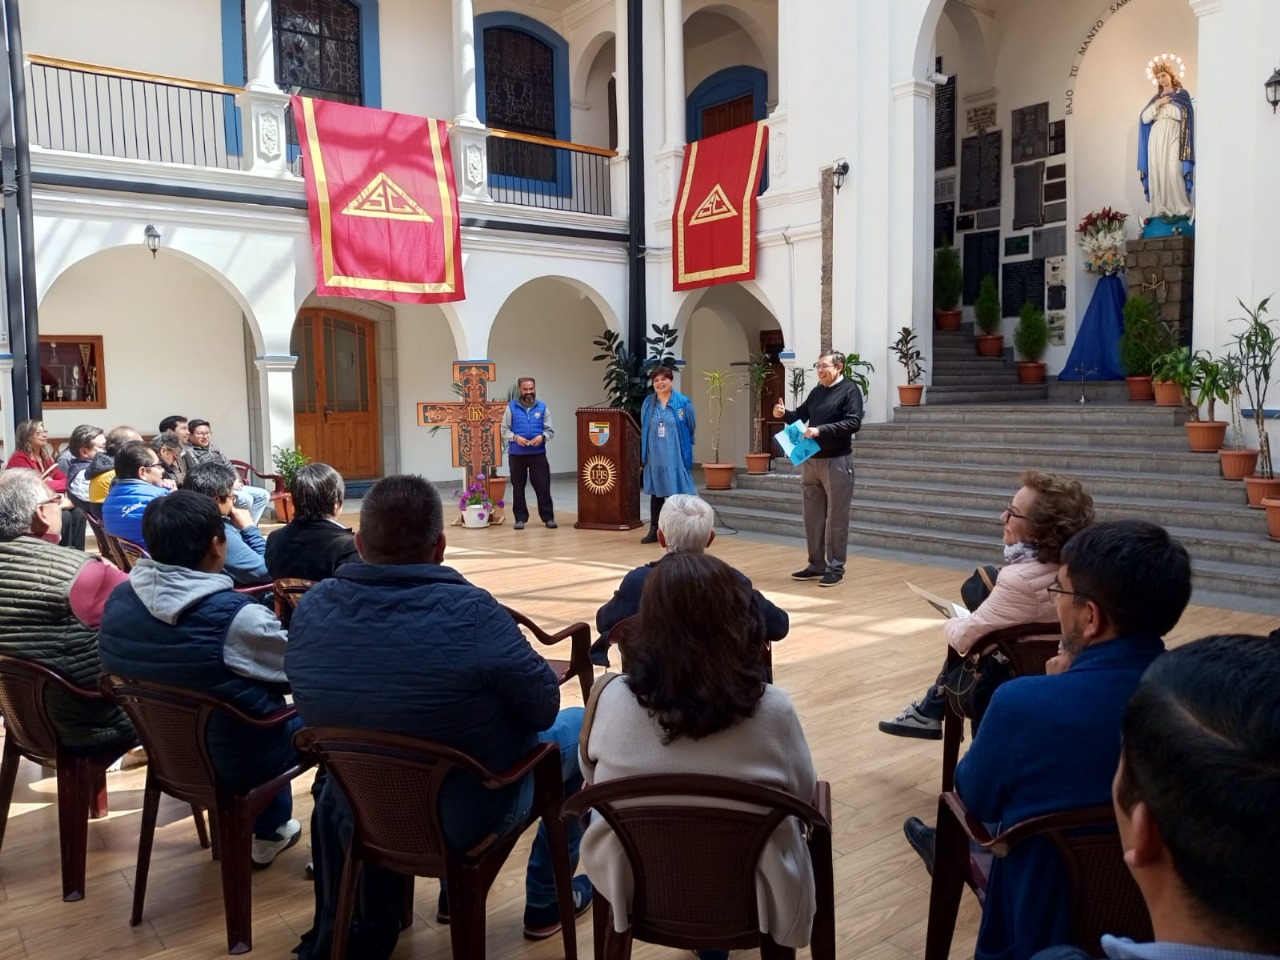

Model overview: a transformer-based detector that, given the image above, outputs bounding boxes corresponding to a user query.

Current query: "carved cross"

[1140,273,1167,298]
[417,361,507,481]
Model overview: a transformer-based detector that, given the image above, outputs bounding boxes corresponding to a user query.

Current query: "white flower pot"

[461,504,490,528]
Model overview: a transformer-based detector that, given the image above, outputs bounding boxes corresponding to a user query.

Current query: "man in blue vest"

[501,377,557,530]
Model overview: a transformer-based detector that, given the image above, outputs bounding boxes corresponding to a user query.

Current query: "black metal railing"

[486,129,615,217]
[27,54,244,170]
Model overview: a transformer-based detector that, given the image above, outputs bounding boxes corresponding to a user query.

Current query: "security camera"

[928,72,952,86]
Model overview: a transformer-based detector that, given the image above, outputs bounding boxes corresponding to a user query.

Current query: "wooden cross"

[417,360,507,483]
[1141,273,1167,298]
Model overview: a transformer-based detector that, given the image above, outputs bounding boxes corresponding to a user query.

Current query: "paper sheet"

[773,421,820,466]
[905,580,970,620]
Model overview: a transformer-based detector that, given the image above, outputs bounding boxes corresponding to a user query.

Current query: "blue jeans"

[235,484,270,524]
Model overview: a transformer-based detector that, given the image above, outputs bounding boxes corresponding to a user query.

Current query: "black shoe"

[791,567,824,581]
[513,520,526,530]
[903,817,937,877]
[818,572,844,587]
[437,887,449,924]
[878,702,943,740]
[545,520,558,529]
[589,635,611,668]
[641,530,659,544]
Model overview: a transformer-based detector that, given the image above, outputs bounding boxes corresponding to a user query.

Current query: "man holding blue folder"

[773,352,864,587]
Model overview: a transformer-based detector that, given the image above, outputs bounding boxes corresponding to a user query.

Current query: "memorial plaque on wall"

[1013,161,1045,229]
[1033,226,1067,260]
[1044,201,1068,223]
[1046,163,1067,181]
[1047,311,1067,346]
[1011,102,1049,164]
[975,209,1001,230]
[1049,119,1066,155]
[935,175,957,203]
[1044,180,1067,202]
[935,75,957,170]
[963,230,1001,305]
[1002,258,1046,315]
[935,201,955,249]
[967,103,997,134]
[956,214,976,232]
[1047,284,1067,311]
[1046,256,1066,284]
[1005,235,1030,257]
[960,131,1002,212]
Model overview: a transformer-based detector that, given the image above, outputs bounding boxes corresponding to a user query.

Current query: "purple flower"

[476,473,486,482]
[459,499,468,510]
[476,512,486,521]
[496,500,505,508]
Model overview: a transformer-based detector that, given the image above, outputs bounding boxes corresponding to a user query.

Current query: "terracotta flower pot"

[897,384,925,406]
[935,308,962,331]
[975,334,1004,357]
[1185,421,1227,453]
[1126,376,1154,402]
[702,462,735,490]
[1016,362,1046,384]
[1152,380,1183,406]
[1218,448,1259,480]
[273,493,294,523]
[1242,475,1280,508]
[744,452,772,474]
[487,476,508,522]
[1263,497,1280,541]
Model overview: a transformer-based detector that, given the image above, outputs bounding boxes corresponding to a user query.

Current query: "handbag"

[939,648,1011,724]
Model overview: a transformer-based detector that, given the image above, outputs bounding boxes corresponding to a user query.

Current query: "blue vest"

[507,399,548,457]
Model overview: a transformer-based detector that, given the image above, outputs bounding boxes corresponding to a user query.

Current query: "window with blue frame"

[687,65,769,192]
[484,26,557,182]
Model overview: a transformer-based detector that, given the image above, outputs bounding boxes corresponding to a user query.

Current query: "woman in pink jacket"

[5,419,87,550]
[878,470,1094,739]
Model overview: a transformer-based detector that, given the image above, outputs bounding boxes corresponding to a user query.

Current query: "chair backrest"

[228,460,252,486]
[273,578,316,626]
[113,537,149,572]
[0,654,84,761]
[562,774,829,950]
[502,603,595,700]
[85,512,124,566]
[293,726,535,876]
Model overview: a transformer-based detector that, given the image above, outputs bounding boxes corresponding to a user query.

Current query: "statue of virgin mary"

[1137,55,1195,235]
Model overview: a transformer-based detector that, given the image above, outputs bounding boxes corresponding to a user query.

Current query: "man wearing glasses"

[102,441,173,551]
[773,352,864,587]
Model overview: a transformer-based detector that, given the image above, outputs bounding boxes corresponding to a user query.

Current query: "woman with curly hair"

[5,419,86,549]
[579,553,818,959]
[879,470,1095,739]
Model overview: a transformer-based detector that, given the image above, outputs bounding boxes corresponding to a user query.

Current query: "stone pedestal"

[1125,237,1195,346]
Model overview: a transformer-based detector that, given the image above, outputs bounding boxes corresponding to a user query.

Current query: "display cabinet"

[38,336,106,408]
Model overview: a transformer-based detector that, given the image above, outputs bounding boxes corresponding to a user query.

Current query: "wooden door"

[291,309,380,480]
[700,94,755,138]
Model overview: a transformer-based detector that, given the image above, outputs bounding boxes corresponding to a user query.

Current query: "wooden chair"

[110,536,274,600]
[293,726,582,960]
[562,774,836,960]
[0,655,138,901]
[923,791,1152,960]
[503,605,595,701]
[85,512,124,567]
[229,460,290,521]
[272,578,316,627]
[939,621,1061,792]
[608,614,775,680]
[99,675,311,955]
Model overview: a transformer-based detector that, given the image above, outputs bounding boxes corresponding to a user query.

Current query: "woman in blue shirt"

[639,365,696,543]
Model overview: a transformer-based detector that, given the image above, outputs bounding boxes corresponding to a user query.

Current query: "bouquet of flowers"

[1077,207,1129,276]
[455,474,502,522]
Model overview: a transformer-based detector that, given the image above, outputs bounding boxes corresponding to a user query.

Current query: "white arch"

[684,1,778,94]
[572,29,615,106]
[671,280,781,344]
[484,273,621,357]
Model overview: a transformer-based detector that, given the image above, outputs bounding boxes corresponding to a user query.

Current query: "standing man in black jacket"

[774,352,864,587]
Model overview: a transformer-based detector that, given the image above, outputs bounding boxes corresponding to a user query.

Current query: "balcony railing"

[27,54,243,170]
[486,129,616,217]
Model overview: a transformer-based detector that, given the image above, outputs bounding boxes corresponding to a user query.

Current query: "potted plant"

[842,352,876,399]
[270,445,310,522]
[1186,352,1230,452]
[454,474,495,528]
[789,367,806,407]
[1217,353,1258,480]
[1013,301,1049,384]
[1150,347,1192,407]
[1230,297,1280,507]
[742,352,776,474]
[591,323,681,421]
[702,369,735,490]
[891,327,926,405]
[973,275,1003,357]
[934,245,963,331]
[1118,297,1175,401]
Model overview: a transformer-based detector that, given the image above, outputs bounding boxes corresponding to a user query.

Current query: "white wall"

[394,303,463,482]
[38,246,252,457]
[380,0,456,120]
[576,38,616,150]
[685,16,768,99]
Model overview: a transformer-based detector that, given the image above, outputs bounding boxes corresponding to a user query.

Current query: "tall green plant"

[1151,347,1200,420]
[271,446,310,488]
[789,367,807,407]
[891,327,925,385]
[840,353,876,399]
[974,276,1001,335]
[934,245,963,312]
[704,369,732,464]
[1192,353,1231,423]
[590,324,681,420]
[1229,296,1279,479]
[1118,298,1175,376]
[1220,353,1247,449]
[1013,301,1049,362]
[742,353,776,454]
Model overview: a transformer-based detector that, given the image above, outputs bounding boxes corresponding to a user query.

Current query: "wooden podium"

[574,407,643,530]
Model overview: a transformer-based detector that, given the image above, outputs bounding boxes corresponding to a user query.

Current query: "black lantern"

[832,160,850,193]
[144,224,161,258]
[1266,68,1280,113]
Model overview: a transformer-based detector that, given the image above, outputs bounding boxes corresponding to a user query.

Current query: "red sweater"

[6,451,68,493]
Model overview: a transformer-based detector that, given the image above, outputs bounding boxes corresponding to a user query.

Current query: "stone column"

[253,355,298,472]
[653,0,685,215]
[764,0,791,195]
[451,0,491,202]
[236,0,290,176]
[609,0,630,218]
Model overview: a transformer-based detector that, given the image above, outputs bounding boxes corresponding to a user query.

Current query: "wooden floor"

[2,515,1273,960]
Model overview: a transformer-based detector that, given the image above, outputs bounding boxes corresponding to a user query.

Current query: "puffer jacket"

[286,562,560,841]
[944,559,1060,655]
[101,480,170,549]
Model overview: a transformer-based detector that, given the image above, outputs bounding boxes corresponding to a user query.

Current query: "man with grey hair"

[0,468,135,752]
[773,351,863,587]
[593,494,789,668]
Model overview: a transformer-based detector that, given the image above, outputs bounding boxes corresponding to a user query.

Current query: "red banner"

[672,121,768,291]
[292,97,465,303]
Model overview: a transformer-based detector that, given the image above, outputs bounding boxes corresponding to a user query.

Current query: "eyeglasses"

[1046,583,1090,602]
[815,363,837,371]
[1003,501,1027,520]
[144,461,164,470]
[39,495,61,507]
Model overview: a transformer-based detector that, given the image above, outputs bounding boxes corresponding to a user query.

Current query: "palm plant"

[742,353,775,455]
[841,352,876,399]
[704,369,732,464]
[1229,297,1280,479]
[789,367,806,407]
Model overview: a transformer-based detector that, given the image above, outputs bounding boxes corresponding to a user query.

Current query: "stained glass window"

[483,27,557,181]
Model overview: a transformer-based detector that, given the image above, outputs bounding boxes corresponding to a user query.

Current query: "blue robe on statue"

[1058,274,1127,381]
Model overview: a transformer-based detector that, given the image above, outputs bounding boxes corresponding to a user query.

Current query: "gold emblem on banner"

[581,455,618,495]
[342,172,434,222]
[688,184,738,225]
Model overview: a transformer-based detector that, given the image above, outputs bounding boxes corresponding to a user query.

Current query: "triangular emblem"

[688,184,739,225]
[342,172,433,222]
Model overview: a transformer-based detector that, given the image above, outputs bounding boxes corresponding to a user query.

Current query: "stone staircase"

[701,403,1280,608]
[928,323,1049,404]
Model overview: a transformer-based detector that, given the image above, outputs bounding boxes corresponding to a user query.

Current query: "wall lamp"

[1267,68,1280,114]
[144,224,161,258]
[832,160,850,193]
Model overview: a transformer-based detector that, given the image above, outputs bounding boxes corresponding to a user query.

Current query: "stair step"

[919,385,1050,404]
[891,403,1189,426]
[854,439,1222,475]
[860,423,1192,450]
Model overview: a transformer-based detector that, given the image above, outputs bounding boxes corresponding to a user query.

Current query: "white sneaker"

[877,702,944,740]
[251,818,302,869]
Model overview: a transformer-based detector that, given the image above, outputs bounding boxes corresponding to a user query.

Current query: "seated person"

[581,552,818,960]
[64,424,105,511]
[593,493,789,669]
[0,468,134,752]
[101,441,171,550]
[6,418,86,550]
[86,426,144,514]
[265,463,358,583]
[286,475,590,960]
[150,431,185,489]
[182,462,271,587]
[97,492,300,868]
[187,419,270,524]
[879,471,1094,738]
[1031,632,1280,960]
[903,520,1192,960]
